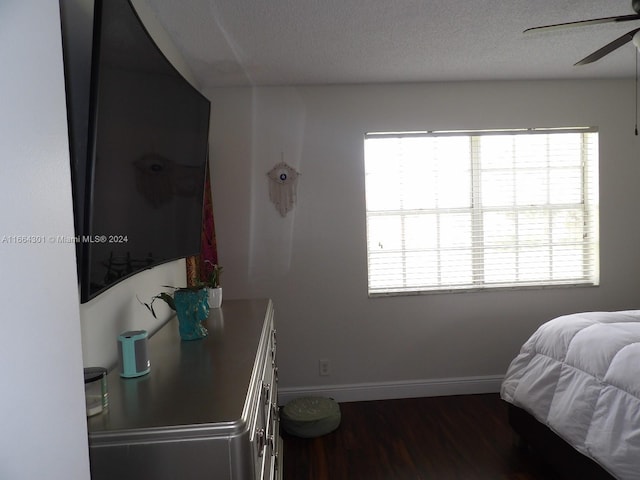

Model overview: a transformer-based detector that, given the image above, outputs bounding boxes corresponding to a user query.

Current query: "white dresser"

[87,299,281,480]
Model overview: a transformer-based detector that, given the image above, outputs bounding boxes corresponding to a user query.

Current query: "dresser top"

[87,298,273,441]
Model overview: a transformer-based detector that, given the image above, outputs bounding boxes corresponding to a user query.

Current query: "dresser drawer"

[252,320,279,480]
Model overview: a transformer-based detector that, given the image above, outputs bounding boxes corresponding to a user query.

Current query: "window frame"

[364,127,600,297]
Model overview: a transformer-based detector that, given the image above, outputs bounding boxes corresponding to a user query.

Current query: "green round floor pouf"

[281,396,341,438]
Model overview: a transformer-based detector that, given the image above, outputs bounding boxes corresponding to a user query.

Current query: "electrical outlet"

[319,359,331,376]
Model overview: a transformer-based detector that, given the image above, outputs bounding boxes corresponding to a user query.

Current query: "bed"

[501,310,640,480]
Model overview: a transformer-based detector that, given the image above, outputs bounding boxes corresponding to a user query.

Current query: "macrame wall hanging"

[267,159,301,217]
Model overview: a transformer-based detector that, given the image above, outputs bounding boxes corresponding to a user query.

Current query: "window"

[364,128,599,295]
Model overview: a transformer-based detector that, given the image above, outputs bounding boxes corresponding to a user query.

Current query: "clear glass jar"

[84,367,108,417]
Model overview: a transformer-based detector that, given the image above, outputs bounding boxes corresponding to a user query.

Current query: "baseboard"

[278,374,504,405]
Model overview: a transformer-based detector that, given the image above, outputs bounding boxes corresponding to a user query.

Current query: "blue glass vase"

[173,288,209,340]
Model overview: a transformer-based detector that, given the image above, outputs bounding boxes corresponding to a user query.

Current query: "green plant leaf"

[158,292,176,311]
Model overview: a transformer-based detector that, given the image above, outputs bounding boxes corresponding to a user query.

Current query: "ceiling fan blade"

[524,14,640,33]
[574,28,640,65]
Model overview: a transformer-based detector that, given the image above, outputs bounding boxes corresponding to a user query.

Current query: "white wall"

[206,80,640,401]
[0,2,90,479]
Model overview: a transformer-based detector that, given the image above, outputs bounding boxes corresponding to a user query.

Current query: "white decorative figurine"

[267,161,301,217]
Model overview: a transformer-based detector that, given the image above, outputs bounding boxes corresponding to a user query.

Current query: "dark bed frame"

[507,403,615,479]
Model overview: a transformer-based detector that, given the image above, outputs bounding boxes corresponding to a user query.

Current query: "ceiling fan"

[525,0,640,65]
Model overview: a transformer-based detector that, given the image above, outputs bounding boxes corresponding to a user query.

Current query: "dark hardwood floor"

[282,393,558,480]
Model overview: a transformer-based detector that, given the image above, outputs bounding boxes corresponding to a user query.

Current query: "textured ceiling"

[144,0,640,88]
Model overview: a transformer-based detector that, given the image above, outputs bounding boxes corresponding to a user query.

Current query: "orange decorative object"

[186,256,199,287]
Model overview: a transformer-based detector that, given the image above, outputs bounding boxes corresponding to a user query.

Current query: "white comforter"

[501,310,640,480]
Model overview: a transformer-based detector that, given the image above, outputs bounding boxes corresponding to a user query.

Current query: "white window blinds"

[364,128,599,295]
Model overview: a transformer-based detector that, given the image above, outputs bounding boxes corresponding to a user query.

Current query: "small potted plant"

[204,260,223,308]
[139,285,209,340]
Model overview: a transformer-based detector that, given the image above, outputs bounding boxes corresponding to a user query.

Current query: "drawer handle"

[271,331,277,359]
[262,382,271,404]
[256,428,266,457]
